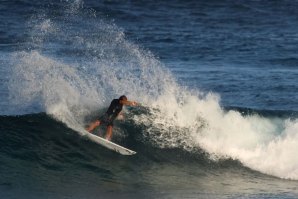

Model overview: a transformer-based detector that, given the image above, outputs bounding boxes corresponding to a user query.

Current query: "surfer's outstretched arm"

[120,99,138,106]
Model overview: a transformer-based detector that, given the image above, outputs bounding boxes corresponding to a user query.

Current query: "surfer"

[86,95,138,140]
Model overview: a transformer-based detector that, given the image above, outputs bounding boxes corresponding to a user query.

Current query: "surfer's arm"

[120,100,138,106]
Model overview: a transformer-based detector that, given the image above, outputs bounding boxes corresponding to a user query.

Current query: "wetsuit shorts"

[99,114,114,127]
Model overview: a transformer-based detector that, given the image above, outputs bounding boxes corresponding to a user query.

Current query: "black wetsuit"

[99,99,123,126]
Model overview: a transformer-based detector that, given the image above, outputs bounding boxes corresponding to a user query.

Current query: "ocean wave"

[4,0,298,181]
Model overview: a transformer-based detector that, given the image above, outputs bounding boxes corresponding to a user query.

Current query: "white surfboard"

[83,130,136,155]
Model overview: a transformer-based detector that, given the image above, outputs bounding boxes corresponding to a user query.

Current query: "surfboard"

[83,130,136,155]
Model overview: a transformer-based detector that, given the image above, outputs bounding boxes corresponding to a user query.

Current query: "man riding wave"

[86,95,138,140]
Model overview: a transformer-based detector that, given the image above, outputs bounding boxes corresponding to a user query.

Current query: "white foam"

[143,88,298,180]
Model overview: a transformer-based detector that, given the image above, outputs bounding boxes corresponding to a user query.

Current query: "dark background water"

[1,0,298,198]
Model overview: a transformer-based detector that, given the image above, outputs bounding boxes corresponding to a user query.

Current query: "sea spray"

[8,1,175,132]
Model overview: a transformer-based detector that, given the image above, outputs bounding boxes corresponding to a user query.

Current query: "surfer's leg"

[105,125,113,140]
[86,120,101,132]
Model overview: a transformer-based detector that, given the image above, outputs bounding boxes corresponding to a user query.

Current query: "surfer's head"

[119,95,127,101]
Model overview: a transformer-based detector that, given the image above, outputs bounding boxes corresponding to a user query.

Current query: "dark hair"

[119,95,127,101]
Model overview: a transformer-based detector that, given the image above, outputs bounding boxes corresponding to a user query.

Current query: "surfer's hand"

[131,101,138,106]
[117,112,125,120]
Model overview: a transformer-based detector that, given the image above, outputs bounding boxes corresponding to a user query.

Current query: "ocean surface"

[1,0,298,198]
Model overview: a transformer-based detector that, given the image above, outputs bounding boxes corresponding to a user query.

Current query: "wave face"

[1,112,298,198]
[1,0,298,198]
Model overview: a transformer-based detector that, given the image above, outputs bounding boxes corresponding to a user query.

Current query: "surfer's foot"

[105,135,111,141]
